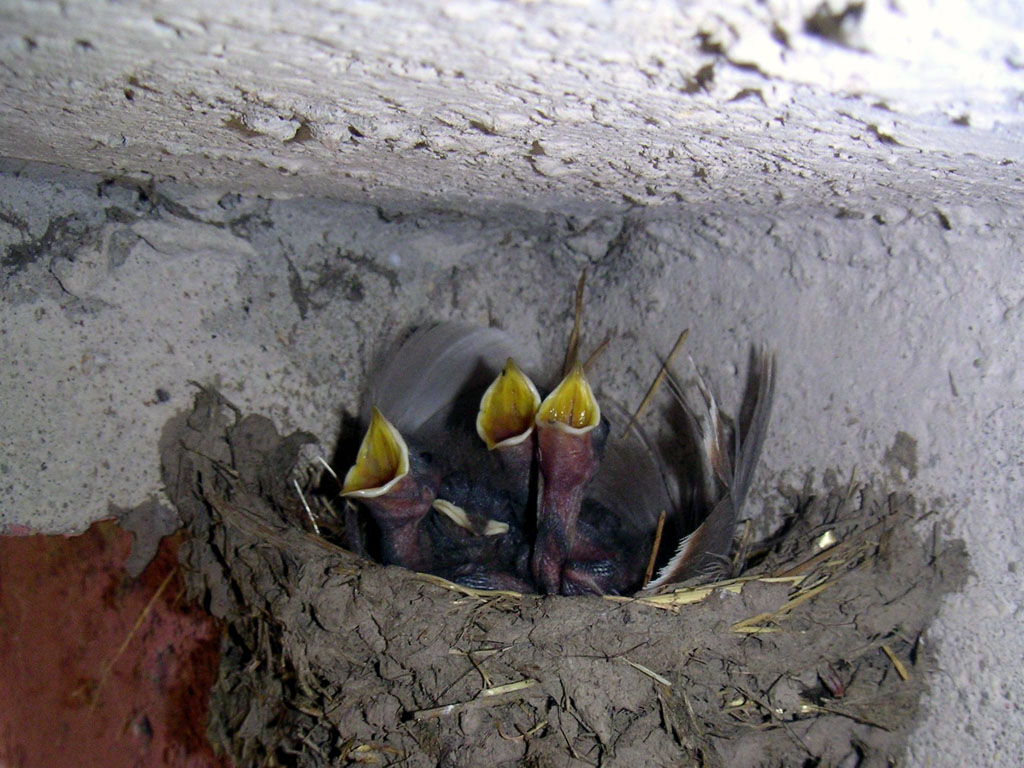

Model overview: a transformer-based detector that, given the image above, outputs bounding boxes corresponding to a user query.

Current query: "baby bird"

[340,322,775,596]
[341,324,535,591]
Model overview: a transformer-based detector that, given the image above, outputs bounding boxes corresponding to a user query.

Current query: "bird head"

[535,361,607,488]
[476,357,541,450]
[342,406,410,499]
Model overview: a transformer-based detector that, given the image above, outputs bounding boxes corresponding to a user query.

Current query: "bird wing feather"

[366,323,528,439]
[646,347,776,589]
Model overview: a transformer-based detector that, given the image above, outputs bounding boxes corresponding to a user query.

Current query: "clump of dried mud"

[162,388,967,767]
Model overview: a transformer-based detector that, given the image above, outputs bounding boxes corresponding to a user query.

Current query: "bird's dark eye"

[420,451,433,463]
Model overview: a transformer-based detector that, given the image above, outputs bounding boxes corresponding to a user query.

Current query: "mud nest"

[163,388,966,767]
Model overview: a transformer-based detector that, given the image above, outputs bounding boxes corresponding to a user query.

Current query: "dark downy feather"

[560,399,674,595]
[587,398,673,538]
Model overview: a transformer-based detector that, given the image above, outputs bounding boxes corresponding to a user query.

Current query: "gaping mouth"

[536,362,601,434]
[342,407,410,497]
[476,357,541,449]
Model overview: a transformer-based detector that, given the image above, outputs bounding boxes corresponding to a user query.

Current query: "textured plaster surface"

[1,0,1023,765]
[1,0,1022,213]
[2,165,1022,765]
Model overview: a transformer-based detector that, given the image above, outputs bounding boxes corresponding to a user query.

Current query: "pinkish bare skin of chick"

[532,419,607,594]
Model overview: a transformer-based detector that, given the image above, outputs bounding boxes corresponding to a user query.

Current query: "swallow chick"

[341,407,441,573]
[559,398,671,595]
[344,324,536,589]
[531,362,610,594]
[476,357,541,500]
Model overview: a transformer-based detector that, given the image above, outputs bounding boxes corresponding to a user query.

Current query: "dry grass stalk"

[881,644,910,681]
[623,327,689,438]
[410,679,540,721]
[800,703,893,731]
[605,574,805,613]
[562,270,587,375]
[582,334,611,372]
[642,509,668,587]
[730,581,833,634]
[412,572,525,600]
[89,565,178,710]
[623,658,673,688]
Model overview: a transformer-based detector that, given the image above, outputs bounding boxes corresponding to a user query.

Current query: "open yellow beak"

[536,362,601,433]
[476,358,541,450]
[341,407,410,497]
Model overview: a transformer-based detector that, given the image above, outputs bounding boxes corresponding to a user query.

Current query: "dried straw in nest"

[163,387,966,767]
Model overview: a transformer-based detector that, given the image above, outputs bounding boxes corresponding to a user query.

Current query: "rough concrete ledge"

[1,1,1022,213]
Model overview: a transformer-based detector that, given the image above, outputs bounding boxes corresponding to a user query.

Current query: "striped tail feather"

[645,347,776,589]
[732,346,777,511]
